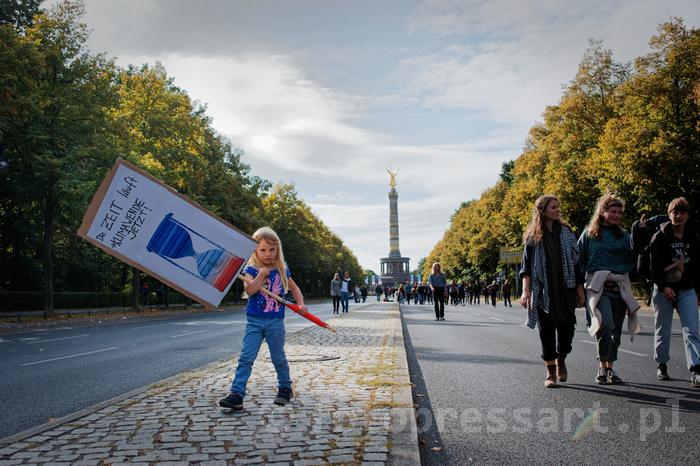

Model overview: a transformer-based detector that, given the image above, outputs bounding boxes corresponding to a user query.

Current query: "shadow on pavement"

[413,346,539,365]
[564,383,700,413]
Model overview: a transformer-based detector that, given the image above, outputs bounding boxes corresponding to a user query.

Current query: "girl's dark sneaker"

[274,387,294,405]
[595,367,608,384]
[657,363,670,381]
[219,392,243,410]
[606,368,622,384]
[691,372,700,388]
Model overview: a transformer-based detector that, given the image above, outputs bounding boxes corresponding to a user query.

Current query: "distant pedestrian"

[219,226,309,411]
[520,195,585,388]
[340,272,351,312]
[360,285,368,303]
[449,280,459,306]
[488,281,498,307]
[353,285,361,303]
[330,273,341,314]
[375,284,383,301]
[429,263,447,321]
[140,282,151,305]
[502,279,513,307]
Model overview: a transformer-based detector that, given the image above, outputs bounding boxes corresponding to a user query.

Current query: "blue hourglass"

[147,213,244,291]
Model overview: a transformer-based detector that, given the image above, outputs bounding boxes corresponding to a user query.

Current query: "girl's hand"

[519,292,529,308]
[663,287,676,301]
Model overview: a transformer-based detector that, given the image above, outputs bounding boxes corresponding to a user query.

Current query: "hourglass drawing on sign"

[147,213,245,292]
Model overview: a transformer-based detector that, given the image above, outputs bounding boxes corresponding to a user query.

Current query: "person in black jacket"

[650,197,700,387]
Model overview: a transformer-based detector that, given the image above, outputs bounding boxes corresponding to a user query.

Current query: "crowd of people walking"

[518,193,699,389]
[331,193,699,391]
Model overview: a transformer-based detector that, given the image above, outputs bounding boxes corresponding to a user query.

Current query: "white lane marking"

[172,320,239,326]
[19,338,40,342]
[0,338,9,343]
[171,330,208,338]
[27,334,90,344]
[132,323,171,330]
[579,340,647,357]
[489,317,505,322]
[618,348,649,357]
[471,312,481,316]
[21,347,119,366]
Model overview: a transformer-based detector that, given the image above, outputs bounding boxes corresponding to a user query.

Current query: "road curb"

[388,304,421,466]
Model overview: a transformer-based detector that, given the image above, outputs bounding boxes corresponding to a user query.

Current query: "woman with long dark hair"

[520,195,585,387]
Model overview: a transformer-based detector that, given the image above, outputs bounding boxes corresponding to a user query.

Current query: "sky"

[65,0,699,274]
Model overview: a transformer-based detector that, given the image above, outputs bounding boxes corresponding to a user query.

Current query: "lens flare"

[571,408,600,441]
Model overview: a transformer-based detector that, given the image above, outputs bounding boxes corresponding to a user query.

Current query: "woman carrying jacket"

[649,197,700,387]
[520,195,585,387]
[578,193,636,385]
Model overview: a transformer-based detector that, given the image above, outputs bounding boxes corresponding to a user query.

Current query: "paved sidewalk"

[0,303,419,466]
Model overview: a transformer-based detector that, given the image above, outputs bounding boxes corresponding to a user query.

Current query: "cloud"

[93,0,700,272]
[110,52,511,270]
[315,191,364,203]
[405,0,700,129]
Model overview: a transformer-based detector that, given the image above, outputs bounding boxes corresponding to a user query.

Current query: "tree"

[0,0,41,29]
[258,184,362,298]
[0,0,117,313]
[499,160,515,185]
[595,19,700,215]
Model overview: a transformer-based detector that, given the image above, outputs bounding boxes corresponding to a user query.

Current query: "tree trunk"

[43,189,56,317]
[131,266,140,310]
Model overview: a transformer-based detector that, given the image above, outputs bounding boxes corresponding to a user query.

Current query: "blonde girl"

[219,227,307,410]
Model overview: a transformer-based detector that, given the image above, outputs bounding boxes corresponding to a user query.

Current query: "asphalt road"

[402,300,700,465]
[0,299,364,439]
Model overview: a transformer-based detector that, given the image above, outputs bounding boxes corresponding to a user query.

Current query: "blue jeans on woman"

[653,287,700,371]
[340,291,349,312]
[229,315,291,397]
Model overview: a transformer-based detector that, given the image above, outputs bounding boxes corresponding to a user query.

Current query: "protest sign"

[78,159,257,309]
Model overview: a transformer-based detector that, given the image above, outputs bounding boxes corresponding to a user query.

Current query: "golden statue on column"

[386,168,398,188]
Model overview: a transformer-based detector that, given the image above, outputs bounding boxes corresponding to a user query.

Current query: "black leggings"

[332,296,340,313]
[433,287,445,318]
[537,306,575,361]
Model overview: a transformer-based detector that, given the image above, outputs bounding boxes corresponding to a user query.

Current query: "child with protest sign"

[219,226,307,410]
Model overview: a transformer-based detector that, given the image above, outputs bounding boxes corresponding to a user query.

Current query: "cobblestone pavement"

[0,303,419,465]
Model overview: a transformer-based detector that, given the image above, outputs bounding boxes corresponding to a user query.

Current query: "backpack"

[631,215,669,283]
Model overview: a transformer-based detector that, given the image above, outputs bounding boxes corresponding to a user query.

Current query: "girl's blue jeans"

[340,291,349,312]
[653,286,700,371]
[229,315,291,397]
